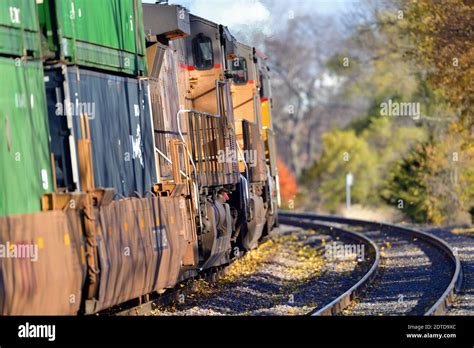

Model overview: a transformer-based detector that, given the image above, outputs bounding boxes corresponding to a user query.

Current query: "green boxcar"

[0,0,42,58]
[0,56,53,216]
[39,0,147,76]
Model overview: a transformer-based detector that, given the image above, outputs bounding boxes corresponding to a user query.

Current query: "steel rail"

[279,216,380,316]
[279,211,463,316]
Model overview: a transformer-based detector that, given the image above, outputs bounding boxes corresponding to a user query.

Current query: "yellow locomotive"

[144,1,280,271]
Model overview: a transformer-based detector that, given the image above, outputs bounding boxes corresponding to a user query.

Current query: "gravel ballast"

[151,226,372,316]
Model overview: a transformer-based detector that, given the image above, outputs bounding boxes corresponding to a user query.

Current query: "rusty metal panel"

[91,196,192,312]
[0,210,85,315]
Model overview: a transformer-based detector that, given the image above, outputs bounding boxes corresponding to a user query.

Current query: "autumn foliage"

[277,158,298,207]
[297,1,473,223]
[404,0,473,127]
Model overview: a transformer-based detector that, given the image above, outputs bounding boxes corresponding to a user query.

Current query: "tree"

[384,135,474,225]
[383,143,433,223]
[403,0,473,128]
[264,13,364,177]
[277,158,298,209]
[302,129,378,212]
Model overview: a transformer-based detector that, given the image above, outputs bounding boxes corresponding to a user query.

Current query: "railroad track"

[110,223,378,316]
[280,211,463,316]
[282,218,381,315]
[109,212,462,316]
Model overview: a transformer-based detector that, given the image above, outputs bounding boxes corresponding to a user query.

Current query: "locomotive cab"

[186,15,224,114]
[175,15,242,269]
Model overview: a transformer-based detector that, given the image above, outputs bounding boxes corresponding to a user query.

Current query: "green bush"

[302,129,378,212]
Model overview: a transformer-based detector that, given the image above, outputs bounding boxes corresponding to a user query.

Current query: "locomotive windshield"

[192,34,214,70]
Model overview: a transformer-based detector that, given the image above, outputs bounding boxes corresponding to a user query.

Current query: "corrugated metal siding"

[0,0,38,31]
[44,66,156,197]
[39,0,147,76]
[0,0,41,58]
[62,0,146,56]
[0,57,53,216]
[91,196,190,313]
[0,209,85,314]
[45,66,156,197]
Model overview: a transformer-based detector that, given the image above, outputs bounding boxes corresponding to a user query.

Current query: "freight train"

[0,0,279,314]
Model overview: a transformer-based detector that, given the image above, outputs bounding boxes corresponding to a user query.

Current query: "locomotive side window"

[259,73,265,97]
[231,57,248,85]
[192,34,214,70]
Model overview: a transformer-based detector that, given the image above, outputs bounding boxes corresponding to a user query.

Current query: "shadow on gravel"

[157,232,373,315]
[344,229,453,315]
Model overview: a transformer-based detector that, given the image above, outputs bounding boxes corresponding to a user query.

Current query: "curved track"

[280,216,380,315]
[112,222,379,316]
[280,212,463,316]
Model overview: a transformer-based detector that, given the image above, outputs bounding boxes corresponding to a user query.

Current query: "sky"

[142,0,360,40]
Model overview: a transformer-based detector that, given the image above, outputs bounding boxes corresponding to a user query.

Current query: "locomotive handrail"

[176,109,198,177]
[184,109,223,119]
[177,109,202,230]
[237,141,252,219]
[155,146,189,179]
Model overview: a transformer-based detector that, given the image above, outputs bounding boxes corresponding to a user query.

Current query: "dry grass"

[222,239,279,281]
[338,204,404,223]
[151,230,326,315]
[451,226,474,236]
[223,231,324,282]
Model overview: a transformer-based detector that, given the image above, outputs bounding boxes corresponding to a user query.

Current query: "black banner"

[0,316,473,346]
